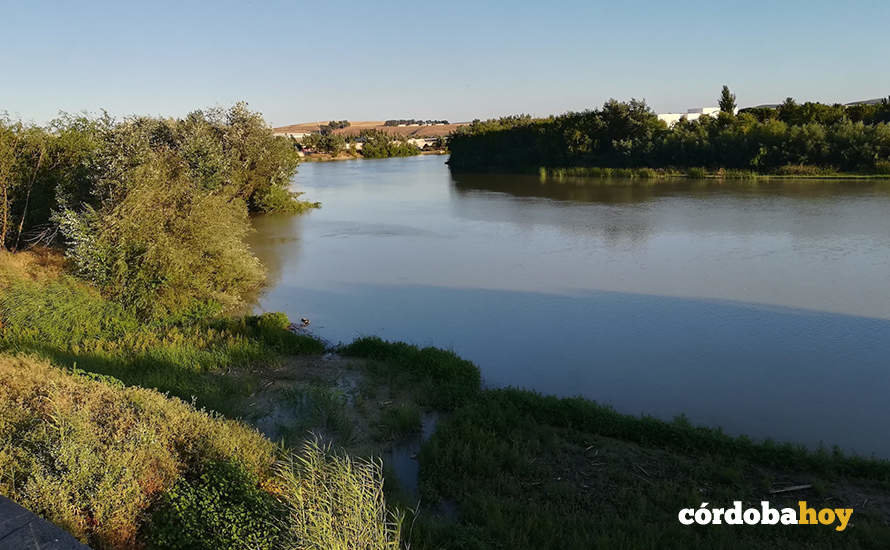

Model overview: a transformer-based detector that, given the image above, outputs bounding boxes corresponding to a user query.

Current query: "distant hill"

[273,120,467,138]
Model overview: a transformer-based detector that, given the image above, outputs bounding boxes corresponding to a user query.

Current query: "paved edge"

[0,496,90,550]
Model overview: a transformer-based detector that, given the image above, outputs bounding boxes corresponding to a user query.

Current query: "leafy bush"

[58,152,265,318]
[148,461,283,550]
[2,104,314,318]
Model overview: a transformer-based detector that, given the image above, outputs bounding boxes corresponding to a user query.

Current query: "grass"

[0,250,324,416]
[0,344,401,550]
[341,337,481,410]
[375,403,423,441]
[0,353,278,549]
[413,389,890,549]
[275,439,403,550]
[280,383,356,445]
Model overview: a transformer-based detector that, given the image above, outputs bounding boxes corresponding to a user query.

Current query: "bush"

[2,104,313,318]
[148,461,283,550]
[57,151,265,318]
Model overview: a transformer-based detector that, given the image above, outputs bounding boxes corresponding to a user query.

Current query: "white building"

[273,131,313,139]
[657,106,735,126]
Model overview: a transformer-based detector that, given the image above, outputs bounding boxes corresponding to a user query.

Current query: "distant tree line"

[297,129,421,158]
[448,89,890,174]
[0,103,311,318]
[384,119,449,126]
[319,120,350,135]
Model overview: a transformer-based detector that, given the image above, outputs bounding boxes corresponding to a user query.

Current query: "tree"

[719,85,737,114]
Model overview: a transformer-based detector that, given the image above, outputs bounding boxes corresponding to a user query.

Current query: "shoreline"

[450,164,890,181]
[302,150,447,162]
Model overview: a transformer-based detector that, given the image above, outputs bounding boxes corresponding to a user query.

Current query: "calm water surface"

[248,156,890,457]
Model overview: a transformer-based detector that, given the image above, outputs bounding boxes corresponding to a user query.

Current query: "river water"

[248,155,890,457]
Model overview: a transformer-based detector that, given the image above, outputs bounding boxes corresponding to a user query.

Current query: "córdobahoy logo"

[678,501,853,531]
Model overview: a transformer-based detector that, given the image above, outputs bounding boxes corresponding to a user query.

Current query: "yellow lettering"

[818,508,835,525]
[834,508,853,532]
[798,501,816,525]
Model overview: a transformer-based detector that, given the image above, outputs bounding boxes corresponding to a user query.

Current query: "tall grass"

[275,439,403,550]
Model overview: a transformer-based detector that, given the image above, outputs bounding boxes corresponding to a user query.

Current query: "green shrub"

[57,152,266,319]
[148,461,283,550]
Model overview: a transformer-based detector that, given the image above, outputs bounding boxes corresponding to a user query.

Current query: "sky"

[2,0,889,127]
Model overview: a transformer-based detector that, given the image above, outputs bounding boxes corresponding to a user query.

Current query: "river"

[248,155,890,457]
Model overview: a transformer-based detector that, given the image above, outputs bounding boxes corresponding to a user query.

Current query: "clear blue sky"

[3,0,889,126]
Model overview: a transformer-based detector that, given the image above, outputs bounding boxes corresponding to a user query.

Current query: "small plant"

[148,461,283,550]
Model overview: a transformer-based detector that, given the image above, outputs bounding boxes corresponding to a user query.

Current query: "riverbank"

[302,149,446,162]
[535,166,890,181]
[3,250,890,548]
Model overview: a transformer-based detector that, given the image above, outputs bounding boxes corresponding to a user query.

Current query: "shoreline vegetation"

[302,149,447,163]
[539,165,890,181]
[447,89,890,180]
[294,127,443,161]
[3,104,890,548]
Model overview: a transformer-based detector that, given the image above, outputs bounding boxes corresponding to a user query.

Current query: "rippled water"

[248,156,890,457]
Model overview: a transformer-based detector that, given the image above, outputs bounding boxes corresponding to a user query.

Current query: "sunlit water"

[248,155,890,457]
